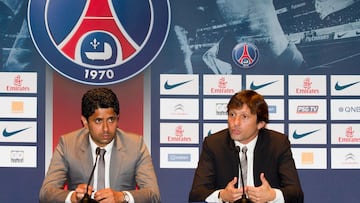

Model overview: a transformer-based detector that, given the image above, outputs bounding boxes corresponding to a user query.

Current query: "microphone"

[235,146,252,203]
[80,147,101,203]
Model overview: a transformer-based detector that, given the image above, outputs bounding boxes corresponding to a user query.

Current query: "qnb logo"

[10,150,24,163]
[168,154,191,162]
[28,0,170,85]
[337,106,360,113]
[216,103,227,115]
[296,105,319,114]
[232,42,259,68]
[268,105,277,114]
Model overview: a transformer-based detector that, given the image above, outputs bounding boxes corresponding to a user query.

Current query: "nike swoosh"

[250,80,277,90]
[292,129,320,139]
[337,32,346,38]
[335,81,360,91]
[164,80,192,90]
[2,127,30,137]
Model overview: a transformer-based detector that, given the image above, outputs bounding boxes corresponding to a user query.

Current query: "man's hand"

[247,173,276,203]
[72,184,94,203]
[94,188,124,203]
[219,177,244,202]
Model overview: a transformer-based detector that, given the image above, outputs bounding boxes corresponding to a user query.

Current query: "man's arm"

[129,135,161,203]
[39,138,71,203]
[277,139,304,202]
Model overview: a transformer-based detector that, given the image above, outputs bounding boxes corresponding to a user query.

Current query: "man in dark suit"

[39,88,160,203]
[189,90,303,203]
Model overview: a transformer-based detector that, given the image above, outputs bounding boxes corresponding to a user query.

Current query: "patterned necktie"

[97,148,106,190]
[240,146,248,187]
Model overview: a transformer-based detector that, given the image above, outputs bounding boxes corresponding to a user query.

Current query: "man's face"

[227,104,265,144]
[81,108,118,147]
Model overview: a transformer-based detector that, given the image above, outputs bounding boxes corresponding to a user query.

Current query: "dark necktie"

[240,146,248,187]
[97,148,106,190]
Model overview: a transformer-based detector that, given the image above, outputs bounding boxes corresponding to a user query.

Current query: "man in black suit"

[189,90,303,203]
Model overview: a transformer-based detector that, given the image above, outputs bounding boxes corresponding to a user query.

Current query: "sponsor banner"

[288,75,326,96]
[265,99,284,120]
[160,74,199,95]
[203,98,229,120]
[0,72,37,94]
[331,99,360,120]
[160,98,199,120]
[288,99,327,120]
[331,148,360,169]
[203,123,227,139]
[160,147,198,168]
[246,75,284,96]
[331,124,360,144]
[266,123,284,134]
[291,148,327,169]
[331,75,360,96]
[160,123,199,144]
[203,75,241,95]
[0,97,37,118]
[0,146,37,168]
[288,123,327,144]
[0,121,37,143]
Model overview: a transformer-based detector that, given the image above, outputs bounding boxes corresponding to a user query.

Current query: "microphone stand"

[235,146,252,203]
[81,147,101,203]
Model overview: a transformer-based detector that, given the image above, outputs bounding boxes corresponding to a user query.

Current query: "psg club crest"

[232,42,259,69]
[28,0,170,85]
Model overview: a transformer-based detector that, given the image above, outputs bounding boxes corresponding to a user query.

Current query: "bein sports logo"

[28,0,170,85]
[232,42,259,68]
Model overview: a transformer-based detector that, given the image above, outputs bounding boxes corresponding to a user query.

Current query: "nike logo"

[337,32,346,38]
[335,81,360,91]
[250,80,277,90]
[292,129,320,139]
[164,80,192,90]
[2,127,30,137]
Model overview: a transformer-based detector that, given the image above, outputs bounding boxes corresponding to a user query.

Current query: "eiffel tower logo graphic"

[59,0,139,66]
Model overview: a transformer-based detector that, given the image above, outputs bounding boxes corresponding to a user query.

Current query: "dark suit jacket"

[39,128,160,203]
[189,128,303,203]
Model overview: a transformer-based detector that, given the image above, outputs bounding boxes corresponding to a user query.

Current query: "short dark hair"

[81,88,119,119]
[227,89,269,123]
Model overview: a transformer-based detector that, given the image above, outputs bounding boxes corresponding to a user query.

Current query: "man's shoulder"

[115,128,144,144]
[205,128,229,145]
[62,128,88,139]
[207,128,228,137]
[258,128,289,149]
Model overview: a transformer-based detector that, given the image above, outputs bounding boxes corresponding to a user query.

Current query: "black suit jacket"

[189,128,304,203]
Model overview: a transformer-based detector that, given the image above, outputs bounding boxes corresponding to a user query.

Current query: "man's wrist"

[120,191,129,203]
[218,190,224,203]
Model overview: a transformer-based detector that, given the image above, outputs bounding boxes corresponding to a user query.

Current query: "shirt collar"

[234,135,258,152]
[89,135,114,154]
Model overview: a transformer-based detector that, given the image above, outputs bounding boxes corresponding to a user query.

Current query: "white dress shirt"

[65,136,134,203]
[205,136,284,203]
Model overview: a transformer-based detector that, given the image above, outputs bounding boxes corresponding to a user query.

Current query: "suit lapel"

[109,129,125,188]
[78,129,95,185]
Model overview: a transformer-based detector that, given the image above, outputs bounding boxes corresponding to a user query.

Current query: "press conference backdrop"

[151,1,360,203]
[0,0,360,202]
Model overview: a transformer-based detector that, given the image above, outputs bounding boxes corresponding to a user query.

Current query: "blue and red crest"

[28,0,170,85]
[232,42,259,69]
